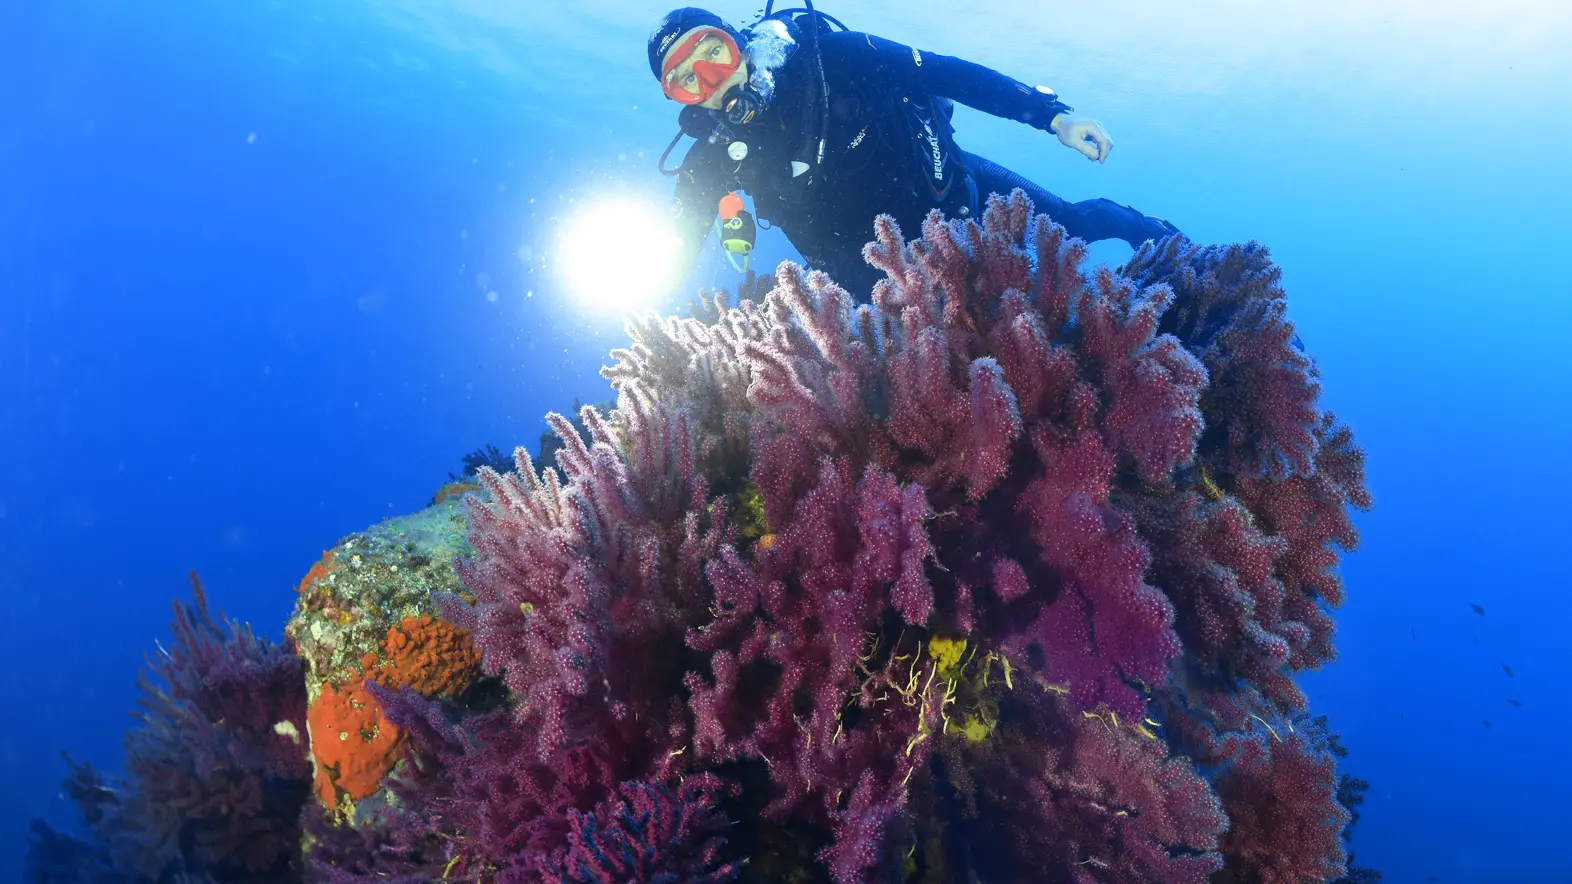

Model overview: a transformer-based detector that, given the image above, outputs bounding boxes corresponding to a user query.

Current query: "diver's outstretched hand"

[1050,115,1113,163]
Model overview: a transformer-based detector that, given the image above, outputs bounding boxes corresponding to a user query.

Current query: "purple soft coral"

[370,190,1369,883]
[540,775,742,884]
[28,572,311,883]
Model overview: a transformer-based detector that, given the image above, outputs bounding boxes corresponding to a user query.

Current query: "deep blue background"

[3,1,1569,881]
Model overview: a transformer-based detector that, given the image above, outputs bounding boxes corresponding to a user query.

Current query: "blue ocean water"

[2,0,1568,880]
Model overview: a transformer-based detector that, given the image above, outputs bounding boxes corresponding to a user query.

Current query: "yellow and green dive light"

[715,191,756,272]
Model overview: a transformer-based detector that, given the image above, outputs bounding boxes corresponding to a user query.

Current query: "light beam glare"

[554,197,683,314]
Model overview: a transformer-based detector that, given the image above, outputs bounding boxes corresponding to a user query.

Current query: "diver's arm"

[670,188,716,282]
[843,32,1073,132]
[668,141,734,283]
[843,32,1114,161]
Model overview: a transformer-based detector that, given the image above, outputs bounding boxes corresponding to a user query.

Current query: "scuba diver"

[650,3,1181,299]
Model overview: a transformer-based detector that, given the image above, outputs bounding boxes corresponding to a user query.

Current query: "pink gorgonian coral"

[308,190,1370,883]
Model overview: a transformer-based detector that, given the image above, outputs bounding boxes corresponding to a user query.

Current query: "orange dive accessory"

[715,191,756,272]
[661,28,743,105]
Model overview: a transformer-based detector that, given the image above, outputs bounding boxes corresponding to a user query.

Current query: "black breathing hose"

[763,0,831,169]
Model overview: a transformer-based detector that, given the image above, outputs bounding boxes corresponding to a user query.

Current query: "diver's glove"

[1050,114,1114,163]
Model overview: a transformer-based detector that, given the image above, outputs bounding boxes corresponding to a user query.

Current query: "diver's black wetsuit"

[669,22,1176,298]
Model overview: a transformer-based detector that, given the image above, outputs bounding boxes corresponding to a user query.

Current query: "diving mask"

[660,28,743,105]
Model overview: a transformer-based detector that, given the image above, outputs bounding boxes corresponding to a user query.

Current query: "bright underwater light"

[554,197,682,313]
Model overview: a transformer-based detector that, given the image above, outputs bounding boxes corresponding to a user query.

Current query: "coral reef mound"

[310,191,1372,883]
[29,191,1376,884]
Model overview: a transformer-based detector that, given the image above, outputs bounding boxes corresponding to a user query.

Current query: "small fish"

[1411,626,1417,641]
[1470,603,1486,615]
[1507,699,1523,707]
[1502,663,1514,678]
[1482,720,1491,728]
[1473,636,1479,644]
